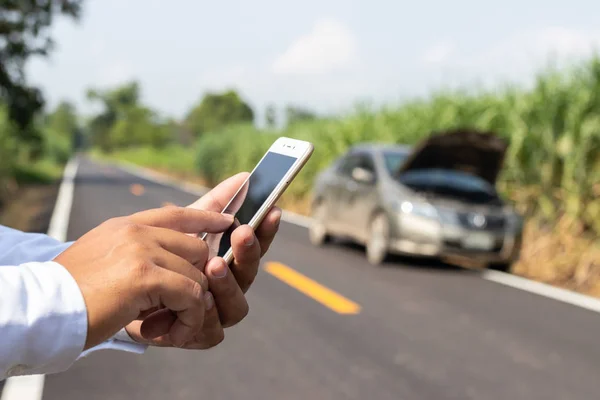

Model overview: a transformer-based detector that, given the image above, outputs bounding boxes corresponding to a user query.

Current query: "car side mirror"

[352,167,375,184]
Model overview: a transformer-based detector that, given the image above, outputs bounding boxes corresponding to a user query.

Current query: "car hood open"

[394,129,508,186]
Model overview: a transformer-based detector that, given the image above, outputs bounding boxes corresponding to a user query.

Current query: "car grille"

[444,238,504,253]
[457,212,506,230]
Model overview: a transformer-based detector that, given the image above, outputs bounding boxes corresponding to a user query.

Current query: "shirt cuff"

[78,329,148,359]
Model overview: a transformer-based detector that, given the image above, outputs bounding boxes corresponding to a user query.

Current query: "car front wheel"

[309,201,331,246]
[366,213,390,265]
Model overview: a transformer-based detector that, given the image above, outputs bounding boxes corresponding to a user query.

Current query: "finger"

[187,172,250,212]
[122,320,176,347]
[134,297,224,349]
[152,249,208,292]
[255,207,282,257]
[148,226,211,267]
[190,297,224,349]
[137,306,160,320]
[138,296,215,342]
[205,256,248,328]
[140,308,175,340]
[145,269,208,346]
[229,224,261,294]
[129,207,233,234]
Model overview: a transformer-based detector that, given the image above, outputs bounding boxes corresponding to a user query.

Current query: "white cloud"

[422,41,455,65]
[272,18,357,75]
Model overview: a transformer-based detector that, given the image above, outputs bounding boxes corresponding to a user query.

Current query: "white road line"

[1,157,79,400]
[47,158,79,242]
[111,160,600,315]
[482,270,600,313]
[280,210,313,228]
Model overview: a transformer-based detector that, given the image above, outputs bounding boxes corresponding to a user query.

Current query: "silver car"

[308,129,524,270]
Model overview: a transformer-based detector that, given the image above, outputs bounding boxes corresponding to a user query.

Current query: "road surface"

[6,157,600,400]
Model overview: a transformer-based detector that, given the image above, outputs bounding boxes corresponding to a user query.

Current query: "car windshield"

[383,150,410,175]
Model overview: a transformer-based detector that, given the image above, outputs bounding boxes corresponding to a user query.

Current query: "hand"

[54,207,234,349]
[124,172,282,348]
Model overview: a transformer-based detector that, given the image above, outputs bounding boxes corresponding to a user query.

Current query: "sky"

[26,0,600,125]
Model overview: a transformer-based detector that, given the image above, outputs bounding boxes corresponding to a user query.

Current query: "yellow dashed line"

[129,183,145,196]
[264,262,361,315]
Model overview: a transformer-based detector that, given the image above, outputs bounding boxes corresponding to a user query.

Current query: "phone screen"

[205,151,298,259]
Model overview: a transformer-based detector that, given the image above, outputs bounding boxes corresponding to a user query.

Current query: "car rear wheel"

[366,213,390,265]
[489,262,512,273]
[309,201,331,246]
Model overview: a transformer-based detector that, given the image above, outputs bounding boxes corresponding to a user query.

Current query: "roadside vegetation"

[0,1,83,210]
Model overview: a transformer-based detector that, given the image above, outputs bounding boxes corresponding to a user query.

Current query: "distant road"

[5,157,600,400]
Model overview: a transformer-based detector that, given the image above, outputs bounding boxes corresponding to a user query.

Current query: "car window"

[338,153,375,178]
[358,154,376,173]
[383,150,409,175]
[336,155,360,177]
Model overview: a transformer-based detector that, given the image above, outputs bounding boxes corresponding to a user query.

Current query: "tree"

[47,101,78,138]
[184,89,254,136]
[43,100,79,157]
[0,0,84,137]
[86,81,171,151]
[285,105,317,126]
[86,81,140,151]
[265,104,277,128]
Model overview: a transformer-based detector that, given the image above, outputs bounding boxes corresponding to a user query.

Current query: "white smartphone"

[202,137,314,264]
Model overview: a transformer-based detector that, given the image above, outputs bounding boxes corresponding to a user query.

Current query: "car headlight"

[393,200,438,219]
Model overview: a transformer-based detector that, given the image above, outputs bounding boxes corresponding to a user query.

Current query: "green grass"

[92,145,196,176]
[13,158,65,184]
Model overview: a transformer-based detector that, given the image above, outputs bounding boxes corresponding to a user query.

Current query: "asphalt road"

[32,158,600,399]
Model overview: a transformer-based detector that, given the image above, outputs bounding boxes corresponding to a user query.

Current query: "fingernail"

[244,233,256,247]
[211,259,228,279]
[204,292,214,310]
[273,208,282,226]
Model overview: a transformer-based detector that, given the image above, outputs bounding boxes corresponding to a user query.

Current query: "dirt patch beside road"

[0,183,60,233]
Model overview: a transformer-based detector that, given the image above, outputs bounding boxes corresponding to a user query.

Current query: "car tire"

[489,262,512,273]
[309,201,331,246]
[366,213,390,266]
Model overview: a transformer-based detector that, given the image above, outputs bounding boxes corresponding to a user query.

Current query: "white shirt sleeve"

[0,225,147,380]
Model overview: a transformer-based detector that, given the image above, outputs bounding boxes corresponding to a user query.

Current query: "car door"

[339,153,379,239]
[328,153,362,233]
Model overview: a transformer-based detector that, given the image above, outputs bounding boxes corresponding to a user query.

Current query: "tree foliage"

[0,0,84,137]
[46,101,78,138]
[184,89,254,136]
[285,105,317,126]
[86,81,171,151]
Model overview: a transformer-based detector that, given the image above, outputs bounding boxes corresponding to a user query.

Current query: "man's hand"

[54,207,234,350]
[124,172,282,348]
